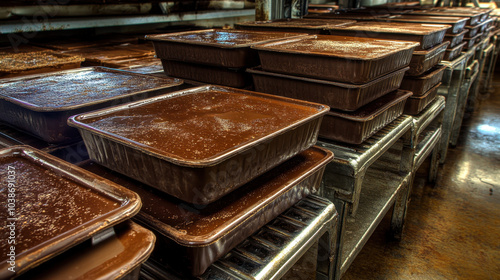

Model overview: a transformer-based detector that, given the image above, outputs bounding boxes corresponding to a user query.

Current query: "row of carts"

[0,3,499,280]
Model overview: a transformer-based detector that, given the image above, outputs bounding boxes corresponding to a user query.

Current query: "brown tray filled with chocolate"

[305,12,390,21]
[319,89,412,144]
[443,41,466,61]
[145,29,307,68]
[161,59,252,88]
[384,15,468,34]
[432,7,492,22]
[62,45,151,66]
[247,66,409,111]
[0,146,142,279]
[327,21,450,51]
[443,29,468,48]
[102,56,164,74]
[79,146,333,276]
[68,85,329,205]
[252,35,418,84]
[407,41,449,76]
[408,10,484,26]
[0,67,183,143]
[0,50,83,79]
[17,221,155,280]
[399,65,446,96]
[404,82,440,115]
[235,18,355,34]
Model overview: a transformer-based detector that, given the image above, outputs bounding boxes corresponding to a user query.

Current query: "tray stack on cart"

[145,29,308,88]
[326,21,450,116]
[250,34,418,144]
[0,146,155,280]
[68,85,335,277]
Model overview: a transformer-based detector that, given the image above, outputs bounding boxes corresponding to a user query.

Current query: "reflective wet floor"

[342,73,500,279]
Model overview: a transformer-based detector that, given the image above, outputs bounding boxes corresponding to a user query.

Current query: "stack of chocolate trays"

[68,85,334,277]
[145,29,308,88]
[249,34,418,144]
[0,146,155,280]
[383,15,469,61]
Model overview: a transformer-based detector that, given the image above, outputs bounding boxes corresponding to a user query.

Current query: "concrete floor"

[342,74,500,279]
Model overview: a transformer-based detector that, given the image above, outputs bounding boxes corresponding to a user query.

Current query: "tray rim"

[251,34,420,61]
[413,41,450,56]
[0,145,142,278]
[326,89,413,121]
[130,146,334,246]
[408,82,441,100]
[247,65,410,89]
[386,15,469,25]
[402,64,446,80]
[327,21,452,36]
[68,85,329,167]
[0,66,183,112]
[444,28,469,38]
[144,28,309,49]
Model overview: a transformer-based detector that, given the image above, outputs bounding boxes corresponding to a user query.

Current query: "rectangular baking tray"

[407,41,449,76]
[404,82,440,115]
[432,7,491,23]
[443,29,468,48]
[319,89,412,144]
[399,65,446,96]
[327,21,450,51]
[408,10,483,26]
[145,29,308,68]
[443,41,466,61]
[68,85,329,205]
[253,35,419,84]
[0,67,183,144]
[161,59,252,88]
[248,66,409,111]
[0,145,141,280]
[384,15,468,34]
[16,221,155,280]
[463,33,484,50]
[305,12,389,21]
[0,50,84,79]
[79,146,333,276]
[63,45,151,66]
[465,22,482,38]
[235,18,355,34]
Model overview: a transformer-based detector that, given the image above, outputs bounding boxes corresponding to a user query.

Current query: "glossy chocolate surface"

[0,51,83,73]
[81,146,331,245]
[329,21,450,35]
[78,86,321,162]
[63,45,149,62]
[254,35,419,60]
[146,29,304,47]
[0,156,120,262]
[0,67,181,109]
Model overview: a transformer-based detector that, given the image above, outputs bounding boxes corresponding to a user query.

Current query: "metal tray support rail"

[436,53,468,164]
[139,195,339,280]
[0,123,89,164]
[480,36,498,95]
[317,115,413,217]
[449,58,480,148]
[467,39,495,114]
[329,146,413,279]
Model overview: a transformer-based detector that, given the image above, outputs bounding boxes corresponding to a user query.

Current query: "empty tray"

[0,146,141,279]
[399,65,446,96]
[327,21,450,51]
[248,66,409,111]
[145,29,307,68]
[0,67,183,143]
[407,41,449,76]
[252,35,418,84]
[161,59,252,88]
[68,85,329,204]
[384,15,468,34]
[16,221,155,280]
[319,89,412,144]
[0,51,83,79]
[443,29,468,48]
[235,18,355,34]
[79,146,333,276]
[404,82,441,115]
[443,41,466,61]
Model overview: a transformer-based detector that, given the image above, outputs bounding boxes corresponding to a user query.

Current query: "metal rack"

[140,195,339,280]
[317,115,413,279]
